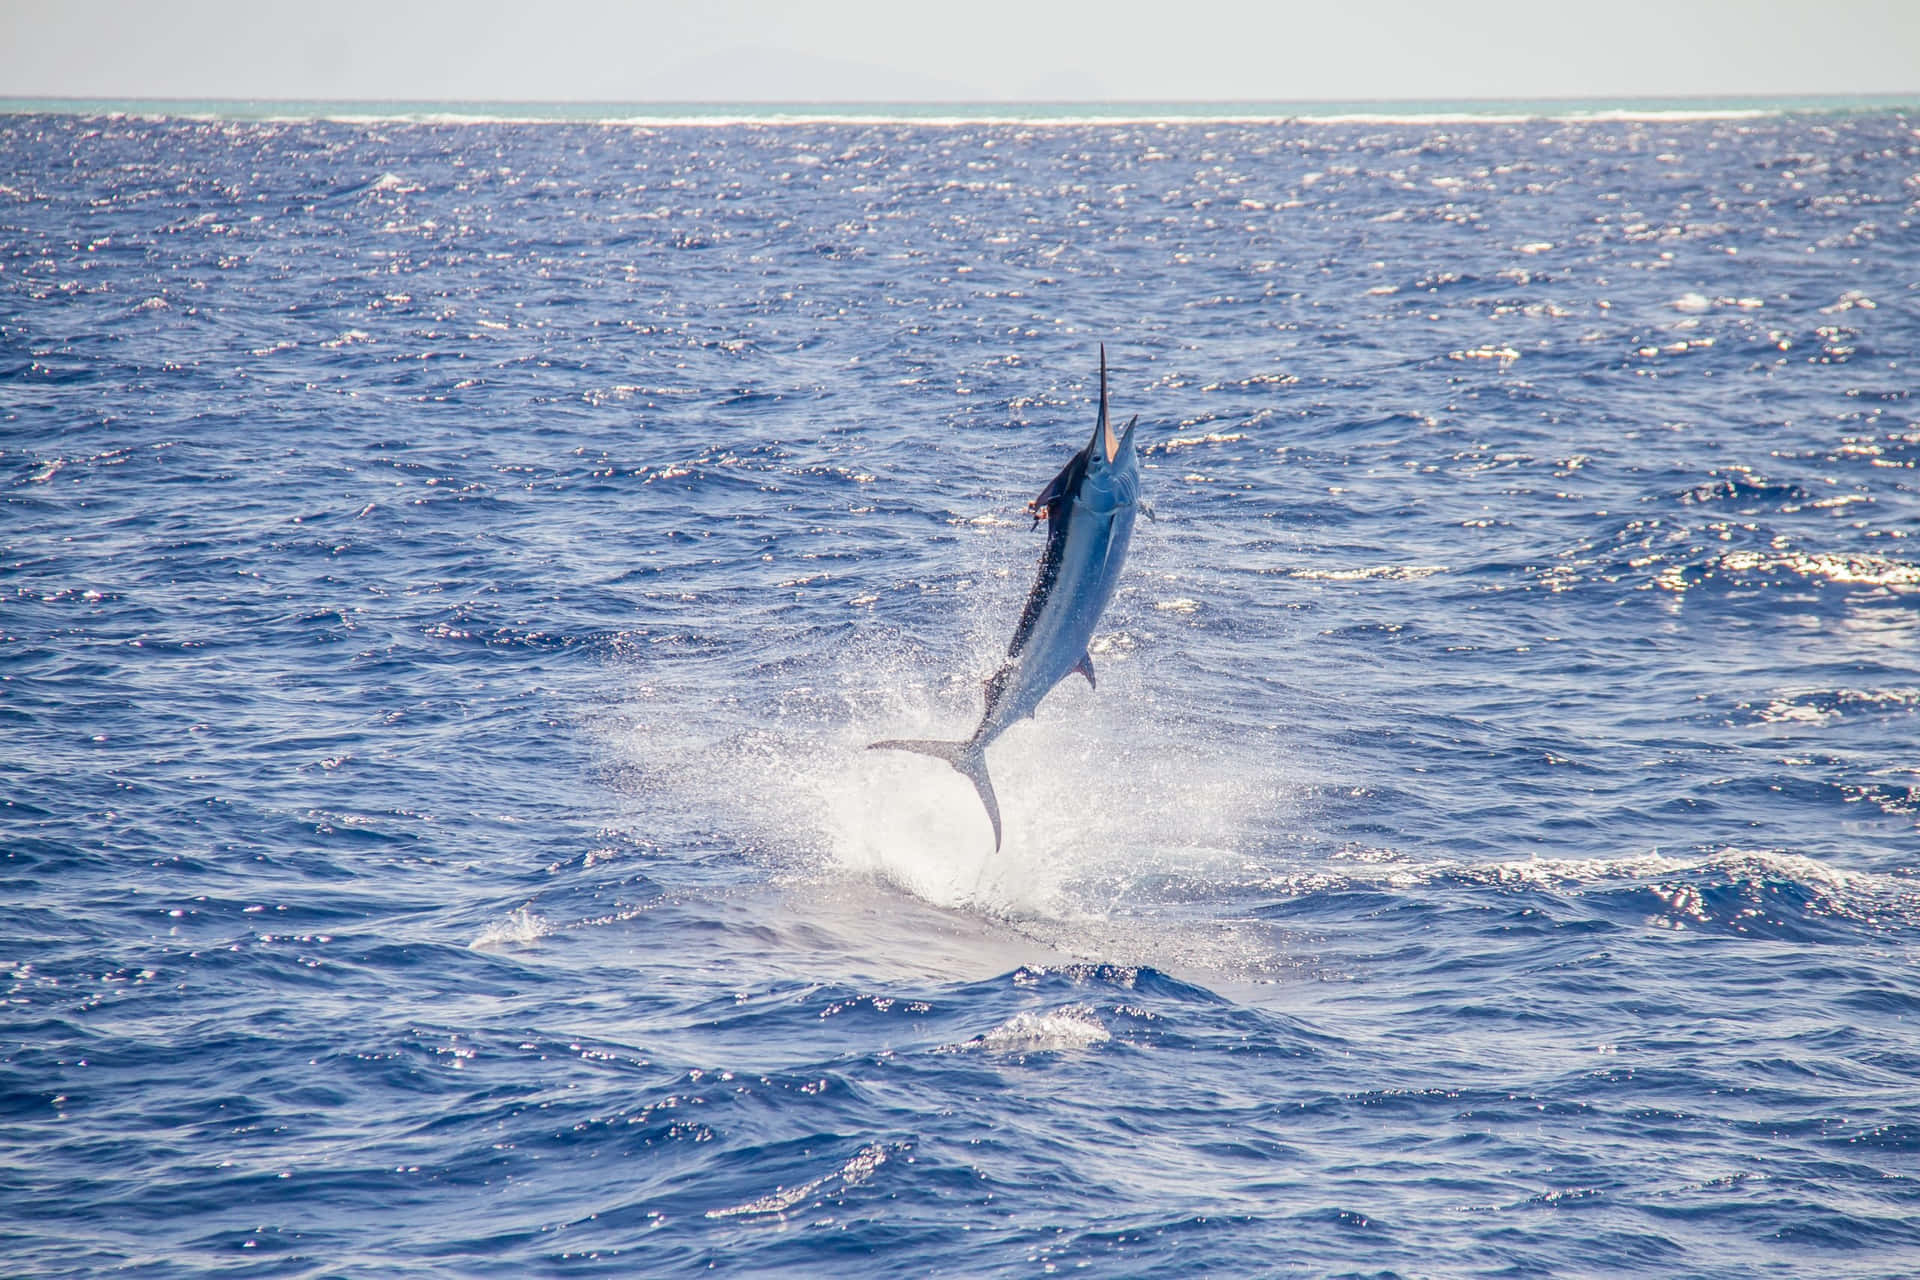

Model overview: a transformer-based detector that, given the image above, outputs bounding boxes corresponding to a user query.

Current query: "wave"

[1655,548,1920,595]
[468,905,550,950]
[1741,687,1920,726]
[704,1141,896,1221]
[1262,847,1920,942]
[942,1005,1111,1055]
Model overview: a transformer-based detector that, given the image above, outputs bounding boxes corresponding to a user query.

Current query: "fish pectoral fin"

[1029,456,1078,523]
[1140,500,1157,523]
[1073,651,1096,689]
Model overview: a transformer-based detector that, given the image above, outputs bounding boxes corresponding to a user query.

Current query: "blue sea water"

[3,103,1919,1277]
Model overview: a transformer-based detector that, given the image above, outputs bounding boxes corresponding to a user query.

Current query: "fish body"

[871,349,1141,848]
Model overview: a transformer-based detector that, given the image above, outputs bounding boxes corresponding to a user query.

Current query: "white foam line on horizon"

[0,105,1846,128]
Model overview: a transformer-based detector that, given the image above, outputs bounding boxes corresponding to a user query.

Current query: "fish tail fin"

[867,739,1003,850]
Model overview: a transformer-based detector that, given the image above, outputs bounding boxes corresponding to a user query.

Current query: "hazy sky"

[2,0,1916,102]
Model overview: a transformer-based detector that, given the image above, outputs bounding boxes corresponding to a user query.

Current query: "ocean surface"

[3,102,1919,1277]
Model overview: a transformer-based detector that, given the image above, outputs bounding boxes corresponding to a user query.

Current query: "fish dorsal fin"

[1118,413,1138,459]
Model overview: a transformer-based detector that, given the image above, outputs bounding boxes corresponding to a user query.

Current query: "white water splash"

[947,1005,1111,1055]
[470,905,550,950]
[607,604,1299,928]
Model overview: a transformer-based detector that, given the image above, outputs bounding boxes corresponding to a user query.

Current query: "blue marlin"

[870,348,1142,849]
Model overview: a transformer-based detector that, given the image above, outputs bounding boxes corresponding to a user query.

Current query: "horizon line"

[6,90,1917,106]
[4,91,1914,127]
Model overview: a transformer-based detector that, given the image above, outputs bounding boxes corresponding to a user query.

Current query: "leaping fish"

[870,347,1143,849]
